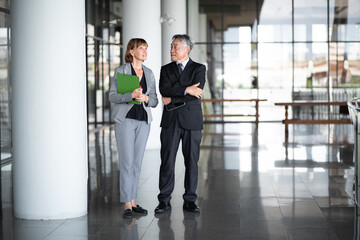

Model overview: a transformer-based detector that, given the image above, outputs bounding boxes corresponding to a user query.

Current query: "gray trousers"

[115,118,150,202]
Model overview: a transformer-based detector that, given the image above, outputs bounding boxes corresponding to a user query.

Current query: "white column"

[161,0,187,65]
[11,0,87,219]
[123,0,162,149]
[187,0,200,62]
[198,14,208,64]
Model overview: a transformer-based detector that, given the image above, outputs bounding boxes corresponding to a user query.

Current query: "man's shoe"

[154,202,171,214]
[132,205,148,214]
[123,209,133,219]
[183,201,200,213]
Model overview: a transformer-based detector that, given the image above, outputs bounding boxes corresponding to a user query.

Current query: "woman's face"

[131,44,147,62]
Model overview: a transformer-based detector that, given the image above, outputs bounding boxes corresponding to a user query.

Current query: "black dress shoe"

[132,205,148,214]
[183,201,200,213]
[154,202,171,213]
[123,209,133,219]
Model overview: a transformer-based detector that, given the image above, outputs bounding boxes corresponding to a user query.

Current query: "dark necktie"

[177,63,183,75]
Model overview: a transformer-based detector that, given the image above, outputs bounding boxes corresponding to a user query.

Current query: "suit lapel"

[182,58,193,73]
[179,58,193,84]
[171,62,180,78]
[123,63,132,75]
[170,58,194,84]
[143,66,151,94]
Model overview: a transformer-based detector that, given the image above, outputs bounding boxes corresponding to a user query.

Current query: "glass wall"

[198,0,360,121]
[0,1,10,163]
[1,0,359,162]
[0,0,122,163]
[86,0,122,127]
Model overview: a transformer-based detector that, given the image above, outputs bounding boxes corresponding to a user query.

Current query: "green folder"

[116,73,141,105]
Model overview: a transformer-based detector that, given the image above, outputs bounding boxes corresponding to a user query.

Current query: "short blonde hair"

[124,38,148,63]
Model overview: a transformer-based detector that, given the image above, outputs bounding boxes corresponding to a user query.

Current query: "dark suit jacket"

[159,58,206,130]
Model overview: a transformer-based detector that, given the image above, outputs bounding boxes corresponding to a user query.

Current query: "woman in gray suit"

[109,38,158,219]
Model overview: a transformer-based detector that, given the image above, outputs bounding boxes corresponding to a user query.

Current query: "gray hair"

[172,34,193,51]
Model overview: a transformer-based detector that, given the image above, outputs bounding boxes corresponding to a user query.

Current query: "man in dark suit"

[154,34,206,214]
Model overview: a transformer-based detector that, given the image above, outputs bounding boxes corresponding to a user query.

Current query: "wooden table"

[275,100,351,137]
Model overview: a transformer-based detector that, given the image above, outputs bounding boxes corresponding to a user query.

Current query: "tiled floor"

[0,122,358,239]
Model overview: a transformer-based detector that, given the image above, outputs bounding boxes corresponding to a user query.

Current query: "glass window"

[0,10,10,161]
[329,0,360,41]
[256,43,293,121]
[208,42,223,99]
[258,43,293,89]
[86,0,122,125]
[346,43,360,87]
[329,42,360,88]
[199,0,360,122]
[294,0,328,42]
[224,43,252,89]
[87,38,96,124]
[223,28,254,91]
[258,0,292,42]
[199,2,223,40]
[221,1,257,42]
[294,43,328,89]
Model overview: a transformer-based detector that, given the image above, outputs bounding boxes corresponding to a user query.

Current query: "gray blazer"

[109,63,158,124]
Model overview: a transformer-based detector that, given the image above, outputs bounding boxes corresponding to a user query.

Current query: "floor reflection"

[0,122,359,239]
[121,218,140,240]
[156,212,174,240]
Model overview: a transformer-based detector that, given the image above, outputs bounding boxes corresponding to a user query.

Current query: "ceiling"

[199,0,263,30]
[198,0,354,31]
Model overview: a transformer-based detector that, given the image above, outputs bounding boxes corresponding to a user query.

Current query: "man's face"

[170,39,189,62]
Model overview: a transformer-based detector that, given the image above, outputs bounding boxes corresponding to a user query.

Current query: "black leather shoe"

[183,201,200,213]
[132,205,148,214]
[123,209,133,219]
[154,202,171,213]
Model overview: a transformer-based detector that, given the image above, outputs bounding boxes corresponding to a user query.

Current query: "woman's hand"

[136,94,149,103]
[132,87,143,99]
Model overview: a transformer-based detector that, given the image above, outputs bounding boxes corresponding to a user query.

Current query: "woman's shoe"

[123,209,133,219]
[132,205,148,214]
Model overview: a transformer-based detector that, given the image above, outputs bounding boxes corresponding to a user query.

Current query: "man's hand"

[185,82,203,98]
[162,97,171,106]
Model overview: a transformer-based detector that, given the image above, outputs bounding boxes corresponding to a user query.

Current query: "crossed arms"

[159,65,206,106]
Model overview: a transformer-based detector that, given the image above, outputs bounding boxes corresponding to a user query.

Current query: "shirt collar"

[177,58,189,68]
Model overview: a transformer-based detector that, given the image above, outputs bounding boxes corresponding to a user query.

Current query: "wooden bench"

[202,99,267,123]
[275,100,351,137]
